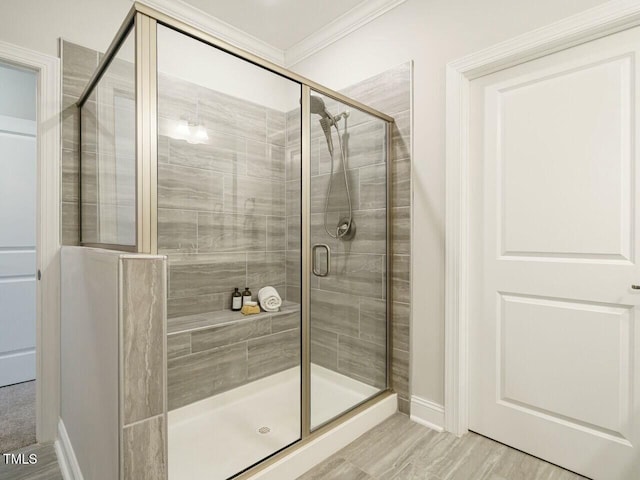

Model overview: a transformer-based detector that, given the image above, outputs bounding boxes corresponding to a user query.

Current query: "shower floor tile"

[168,364,378,480]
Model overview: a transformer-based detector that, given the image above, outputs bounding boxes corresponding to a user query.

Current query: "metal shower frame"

[77,3,395,478]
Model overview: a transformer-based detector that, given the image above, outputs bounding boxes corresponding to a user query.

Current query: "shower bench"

[166,302,301,410]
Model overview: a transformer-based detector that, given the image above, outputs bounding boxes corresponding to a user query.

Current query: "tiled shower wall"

[284,63,412,412]
[61,40,98,245]
[345,63,412,414]
[156,74,294,319]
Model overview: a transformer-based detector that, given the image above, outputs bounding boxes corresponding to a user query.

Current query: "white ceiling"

[183,0,366,49]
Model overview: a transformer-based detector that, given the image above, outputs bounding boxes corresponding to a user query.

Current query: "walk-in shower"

[76,4,393,479]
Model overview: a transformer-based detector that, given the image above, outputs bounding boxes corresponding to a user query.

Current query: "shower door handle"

[312,244,331,277]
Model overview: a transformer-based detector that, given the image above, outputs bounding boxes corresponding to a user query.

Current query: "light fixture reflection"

[170,119,209,145]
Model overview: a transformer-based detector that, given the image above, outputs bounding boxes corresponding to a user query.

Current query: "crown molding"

[285,0,407,67]
[134,0,285,65]
[134,0,407,69]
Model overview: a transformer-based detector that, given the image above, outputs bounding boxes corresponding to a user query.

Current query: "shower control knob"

[632,285,640,290]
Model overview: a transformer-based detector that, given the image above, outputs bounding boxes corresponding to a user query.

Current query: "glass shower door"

[307,90,389,429]
[156,25,302,480]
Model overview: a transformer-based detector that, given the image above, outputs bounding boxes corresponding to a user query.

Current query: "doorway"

[0,60,37,453]
[466,23,639,480]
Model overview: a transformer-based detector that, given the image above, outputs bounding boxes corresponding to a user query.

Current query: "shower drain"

[258,426,271,434]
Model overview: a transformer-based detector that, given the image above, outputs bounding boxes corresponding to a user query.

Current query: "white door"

[0,62,37,387]
[468,26,640,480]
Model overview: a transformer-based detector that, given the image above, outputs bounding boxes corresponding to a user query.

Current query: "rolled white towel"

[258,286,282,312]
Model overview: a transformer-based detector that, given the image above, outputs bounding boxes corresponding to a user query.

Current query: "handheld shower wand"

[310,95,354,240]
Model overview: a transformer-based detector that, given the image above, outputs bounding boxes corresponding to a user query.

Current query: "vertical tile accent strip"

[120,255,167,480]
[121,258,164,423]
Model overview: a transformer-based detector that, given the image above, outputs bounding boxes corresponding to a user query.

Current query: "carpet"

[0,381,36,454]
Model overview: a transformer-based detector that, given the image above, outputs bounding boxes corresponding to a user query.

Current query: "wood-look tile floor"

[298,413,587,480]
[0,443,62,480]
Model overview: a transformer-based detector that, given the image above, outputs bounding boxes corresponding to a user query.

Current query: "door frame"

[0,40,60,442]
[444,0,640,436]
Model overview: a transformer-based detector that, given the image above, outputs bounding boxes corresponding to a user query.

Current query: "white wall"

[0,0,131,57]
[60,247,119,480]
[289,0,609,407]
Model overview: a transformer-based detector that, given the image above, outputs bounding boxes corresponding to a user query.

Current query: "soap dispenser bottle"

[242,287,252,306]
[231,288,242,311]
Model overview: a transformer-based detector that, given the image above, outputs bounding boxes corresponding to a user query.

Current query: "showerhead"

[310,95,330,118]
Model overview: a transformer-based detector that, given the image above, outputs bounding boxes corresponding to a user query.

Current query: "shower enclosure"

[77,4,393,479]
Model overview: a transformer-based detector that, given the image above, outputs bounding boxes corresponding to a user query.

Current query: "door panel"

[498,57,631,260]
[0,125,36,387]
[499,293,630,436]
[469,25,640,480]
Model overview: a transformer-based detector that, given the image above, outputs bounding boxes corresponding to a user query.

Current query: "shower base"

[168,364,379,480]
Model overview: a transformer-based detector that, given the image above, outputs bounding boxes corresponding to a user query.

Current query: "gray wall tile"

[338,335,386,388]
[197,212,266,253]
[62,41,98,101]
[267,108,286,146]
[359,297,387,347]
[287,215,301,250]
[167,333,191,360]
[168,342,247,409]
[121,258,165,425]
[266,215,286,251]
[311,169,360,214]
[61,202,79,246]
[158,208,197,253]
[122,415,166,480]
[248,328,300,381]
[168,133,246,174]
[318,120,386,173]
[286,179,301,216]
[246,251,286,288]
[286,249,301,287]
[167,292,227,319]
[310,288,359,337]
[317,253,384,298]
[392,302,410,352]
[392,207,410,255]
[312,210,386,255]
[311,327,338,371]
[191,316,271,353]
[198,87,267,142]
[391,255,410,304]
[158,163,224,211]
[272,310,300,333]
[61,148,79,203]
[223,174,285,216]
[391,347,409,401]
[169,253,246,298]
[359,164,387,210]
[392,158,411,208]
[247,140,285,180]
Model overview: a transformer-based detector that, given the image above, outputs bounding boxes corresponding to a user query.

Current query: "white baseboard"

[55,419,84,480]
[252,393,397,479]
[410,396,445,432]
